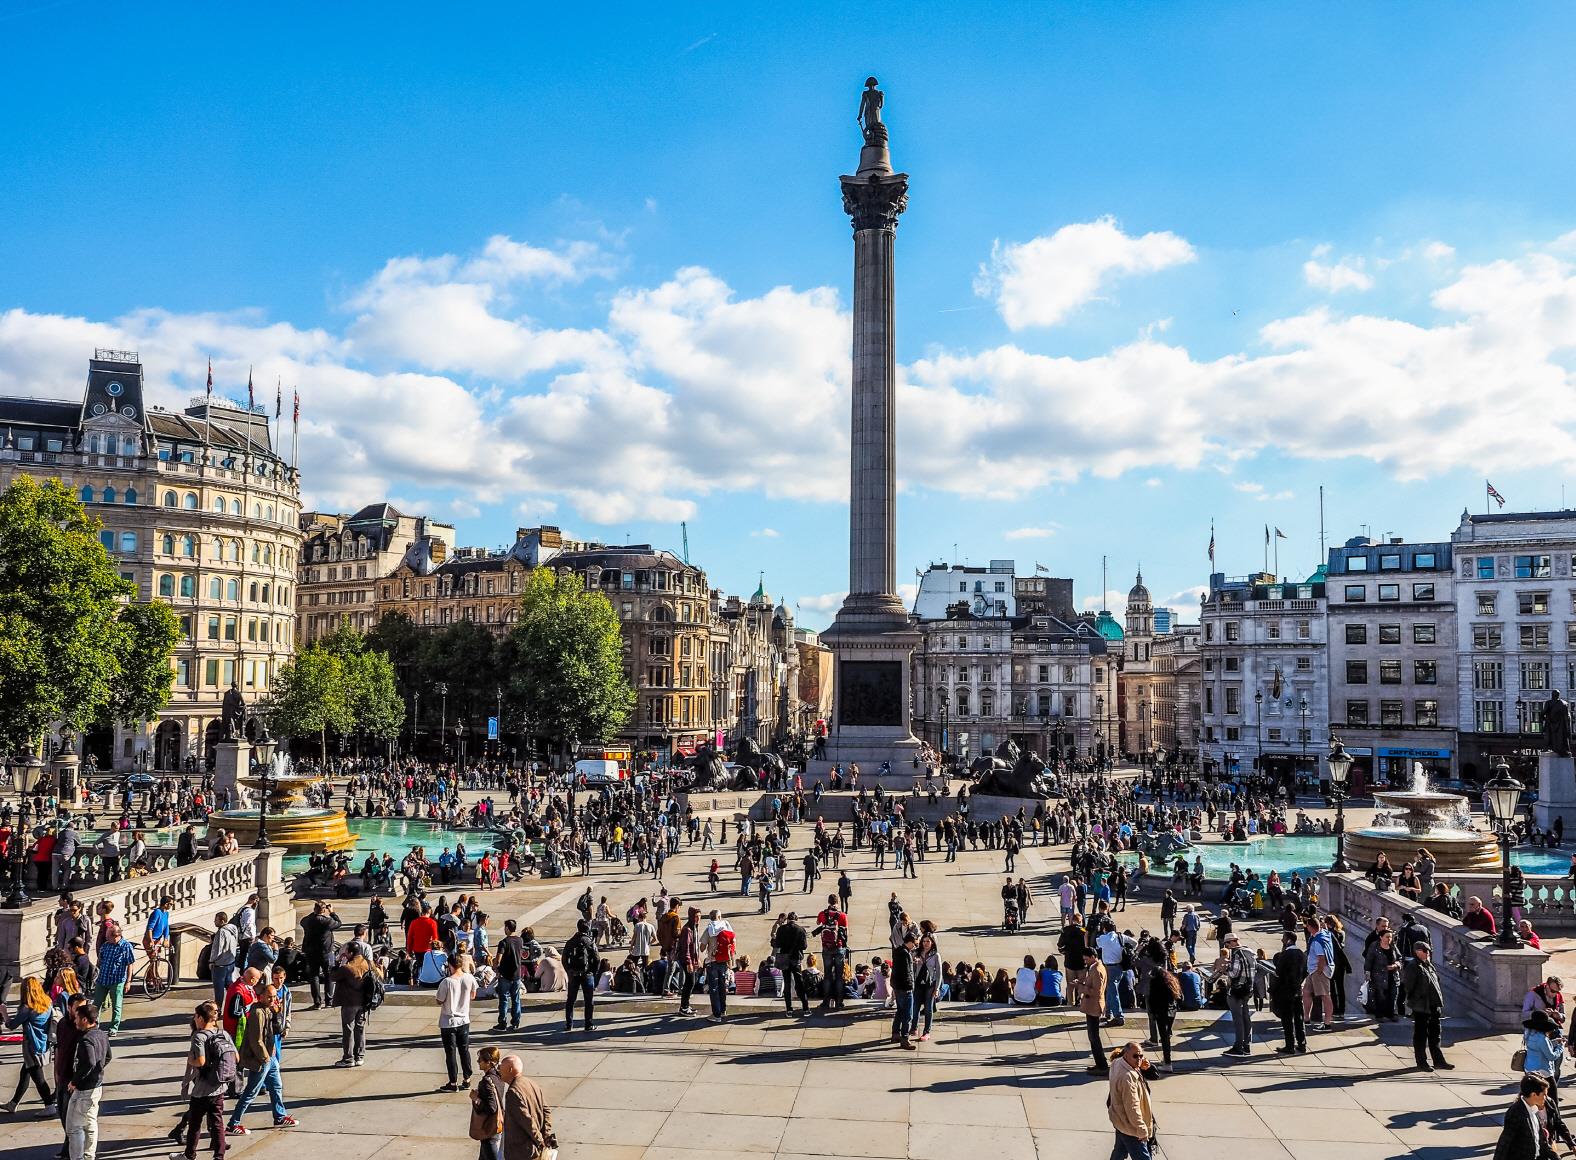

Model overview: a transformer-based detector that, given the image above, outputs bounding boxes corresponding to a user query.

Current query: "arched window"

[249,582,258,602]
[253,502,262,518]
[209,577,222,600]
[163,491,177,508]
[79,485,94,503]
[158,574,174,598]
[251,542,261,563]
[226,579,239,601]
[102,487,116,504]
[85,434,100,455]
[261,582,270,604]
[212,537,224,560]
[123,488,136,505]
[230,499,241,515]
[121,436,137,457]
[230,539,242,562]
[181,535,196,558]
[213,497,225,512]
[183,493,198,510]
[264,545,273,565]
[179,575,194,598]
[956,690,970,717]
[161,533,175,555]
[266,505,274,521]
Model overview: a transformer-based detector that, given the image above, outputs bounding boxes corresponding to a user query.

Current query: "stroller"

[605,916,629,946]
[1002,897,1021,933]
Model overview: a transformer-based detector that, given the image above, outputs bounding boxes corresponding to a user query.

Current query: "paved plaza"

[1,791,1554,1159]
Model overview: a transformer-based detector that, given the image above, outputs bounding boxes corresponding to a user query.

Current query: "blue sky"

[5,4,1576,626]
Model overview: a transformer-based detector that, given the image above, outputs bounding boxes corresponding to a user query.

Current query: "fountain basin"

[1343,824,1501,873]
[207,807,356,854]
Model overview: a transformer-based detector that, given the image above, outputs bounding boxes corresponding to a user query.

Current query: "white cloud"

[1422,241,1456,263]
[1233,481,1265,494]
[1144,477,1162,488]
[1232,481,1294,502]
[797,591,846,615]
[976,217,1196,330]
[750,528,781,538]
[1004,526,1054,540]
[450,499,482,520]
[1303,246,1374,293]
[1159,585,1209,610]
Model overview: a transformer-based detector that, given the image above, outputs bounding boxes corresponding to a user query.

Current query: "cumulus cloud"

[750,528,781,538]
[1004,526,1054,540]
[797,591,846,616]
[1303,244,1374,293]
[977,217,1196,330]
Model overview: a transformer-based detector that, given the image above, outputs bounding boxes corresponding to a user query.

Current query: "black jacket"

[1495,1098,1557,1160]
[773,922,808,961]
[1270,946,1307,1000]
[890,945,916,991]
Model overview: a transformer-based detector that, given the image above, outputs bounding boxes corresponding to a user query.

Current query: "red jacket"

[406,914,440,954]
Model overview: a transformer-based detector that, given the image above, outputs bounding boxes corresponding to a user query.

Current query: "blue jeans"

[706,962,728,1018]
[1110,1130,1153,1160]
[229,1057,286,1126]
[496,979,522,1026]
[891,990,915,1039]
[212,963,238,1006]
[1104,973,1124,1021]
[919,985,938,1035]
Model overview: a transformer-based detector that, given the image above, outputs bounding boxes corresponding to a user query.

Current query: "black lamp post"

[454,721,465,772]
[4,794,31,908]
[1328,736,1353,872]
[1485,758,1526,949]
[1253,690,1265,781]
[252,729,278,849]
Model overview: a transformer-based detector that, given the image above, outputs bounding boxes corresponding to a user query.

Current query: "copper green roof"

[1095,610,1125,641]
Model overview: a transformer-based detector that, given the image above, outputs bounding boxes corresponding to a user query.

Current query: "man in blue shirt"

[94,923,138,1035]
[144,896,172,950]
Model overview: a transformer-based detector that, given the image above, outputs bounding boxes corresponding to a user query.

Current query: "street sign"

[487,716,499,740]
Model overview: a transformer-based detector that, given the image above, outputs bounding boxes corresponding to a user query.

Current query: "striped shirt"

[96,939,137,987]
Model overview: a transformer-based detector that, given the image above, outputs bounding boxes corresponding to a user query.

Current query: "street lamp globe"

[1485,760,1525,826]
[1328,738,1353,789]
[253,730,277,769]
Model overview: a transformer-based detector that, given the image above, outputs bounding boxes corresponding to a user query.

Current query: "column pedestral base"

[819,608,920,782]
[1534,751,1576,832]
[213,740,252,809]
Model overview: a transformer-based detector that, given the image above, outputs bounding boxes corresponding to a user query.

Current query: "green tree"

[347,649,405,749]
[505,568,634,758]
[0,477,177,750]
[266,644,352,758]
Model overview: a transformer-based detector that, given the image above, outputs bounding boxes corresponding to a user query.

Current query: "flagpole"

[1102,555,1107,612]
[1319,486,1326,564]
[1274,532,1279,578]
[292,392,299,469]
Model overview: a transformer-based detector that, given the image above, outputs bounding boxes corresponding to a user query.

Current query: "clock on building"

[106,381,124,397]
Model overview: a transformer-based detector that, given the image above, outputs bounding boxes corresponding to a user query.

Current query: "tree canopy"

[0,477,179,751]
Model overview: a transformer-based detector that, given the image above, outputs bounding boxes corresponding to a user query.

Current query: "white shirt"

[1013,967,1039,1004]
[436,971,478,1028]
[1097,930,1126,967]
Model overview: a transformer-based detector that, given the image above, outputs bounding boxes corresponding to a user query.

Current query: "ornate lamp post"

[1328,736,1353,873]
[1485,758,1526,949]
[4,794,31,908]
[1253,690,1265,781]
[252,729,278,849]
[454,721,465,772]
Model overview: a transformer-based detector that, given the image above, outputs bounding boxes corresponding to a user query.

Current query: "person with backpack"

[772,913,810,1016]
[561,920,599,1033]
[178,1000,235,1160]
[331,951,380,1068]
[1221,933,1256,1056]
[491,920,527,1033]
[812,896,849,1014]
[701,910,736,1024]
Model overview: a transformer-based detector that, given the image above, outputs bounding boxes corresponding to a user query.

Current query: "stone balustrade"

[0,846,290,980]
[1322,871,1548,1030]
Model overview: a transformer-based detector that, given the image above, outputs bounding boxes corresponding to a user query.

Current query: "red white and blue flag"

[1487,480,1506,508]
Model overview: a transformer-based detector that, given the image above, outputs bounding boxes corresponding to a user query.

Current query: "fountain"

[1343,761,1501,872]
[208,753,355,854]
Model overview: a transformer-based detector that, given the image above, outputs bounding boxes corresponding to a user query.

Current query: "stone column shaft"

[849,224,897,600]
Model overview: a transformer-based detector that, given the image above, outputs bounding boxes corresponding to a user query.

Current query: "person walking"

[471,1046,506,1160]
[1074,948,1109,1075]
[92,923,136,1037]
[331,951,378,1068]
[226,982,297,1134]
[1270,931,1308,1055]
[1495,1073,1559,1160]
[2,976,55,1114]
[437,953,479,1091]
[300,900,342,1010]
[1402,941,1454,1073]
[1302,918,1335,1031]
[1221,933,1255,1056]
[673,908,702,1016]
[701,910,736,1024]
[209,912,240,1007]
[561,919,599,1033]
[497,1055,555,1160]
[65,1001,111,1160]
[1106,1042,1157,1160]
[177,1000,234,1160]
[1141,943,1178,1072]
[813,896,848,1013]
[492,920,527,1032]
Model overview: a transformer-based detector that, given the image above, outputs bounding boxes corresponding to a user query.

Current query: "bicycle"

[141,941,176,999]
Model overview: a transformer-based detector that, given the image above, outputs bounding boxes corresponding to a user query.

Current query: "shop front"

[1375,745,1453,787]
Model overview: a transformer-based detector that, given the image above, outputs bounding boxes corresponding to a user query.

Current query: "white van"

[574,758,622,786]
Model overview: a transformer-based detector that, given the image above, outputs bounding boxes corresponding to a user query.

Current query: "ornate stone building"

[297,504,453,643]
[711,580,799,748]
[0,351,302,772]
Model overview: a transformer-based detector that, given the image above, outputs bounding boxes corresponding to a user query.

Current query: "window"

[226,579,239,601]
[1415,552,1437,569]
[181,535,196,558]
[1267,623,1281,639]
[1414,660,1437,684]
[1477,593,1498,616]
[78,485,94,503]
[1346,661,1368,684]
[1223,656,1240,672]
[1379,659,1402,684]
[1522,624,1551,650]
[1414,623,1436,644]
[955,690,970,716]
[1416,699,1439,727]
[1204,687,1214,713]
[1224,622,1240,641]
[1479,557,1497,580]
[1413,583,1435,601]
[1473,625,1502,649]
[180,575,193,598]
[182,492,197,510]
[163,490,177,508]
[1346,556,1369,572]
[1225,688,1241,714]
[123,488,136,505]
[205,658,220,687]
[1523,661,1552,691]
[160,533,174,556]
[1296,656,1311,671]
[176,658,191,689]
[223,616,237,641]
[1378,624,1401,644]
[208,577,222,600]
[1476,700,1505,732]
[1267,727,1283,742]
[1516,554,1553,578]
[119,532,136,553]
[206,615,220,640]
[1345,624,1367,644]
[1225,727,1240,742]
[1346,700,1370,725]
[994,581,1005,593]
[1379,553,1401,570]
[1380,700,1404,727]
[1475,660,1504,690]
[1377,584,1400,601]
[1345,584,1367,602]
[1037,664,1049,681]
[1520,592,1550,615]
[1297,620,1311,638]
[158,574,174,598]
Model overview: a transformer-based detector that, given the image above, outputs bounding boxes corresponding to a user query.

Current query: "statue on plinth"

[857,76,887,145]
[221,684,248,741]
[1544,690,1573,758]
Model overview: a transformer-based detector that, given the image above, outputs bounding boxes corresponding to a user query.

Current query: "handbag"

[468,1086,504,1142]
[1512,1047,1529,1072]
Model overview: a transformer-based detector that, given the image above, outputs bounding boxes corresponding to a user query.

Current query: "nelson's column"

[817,77,923,783]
